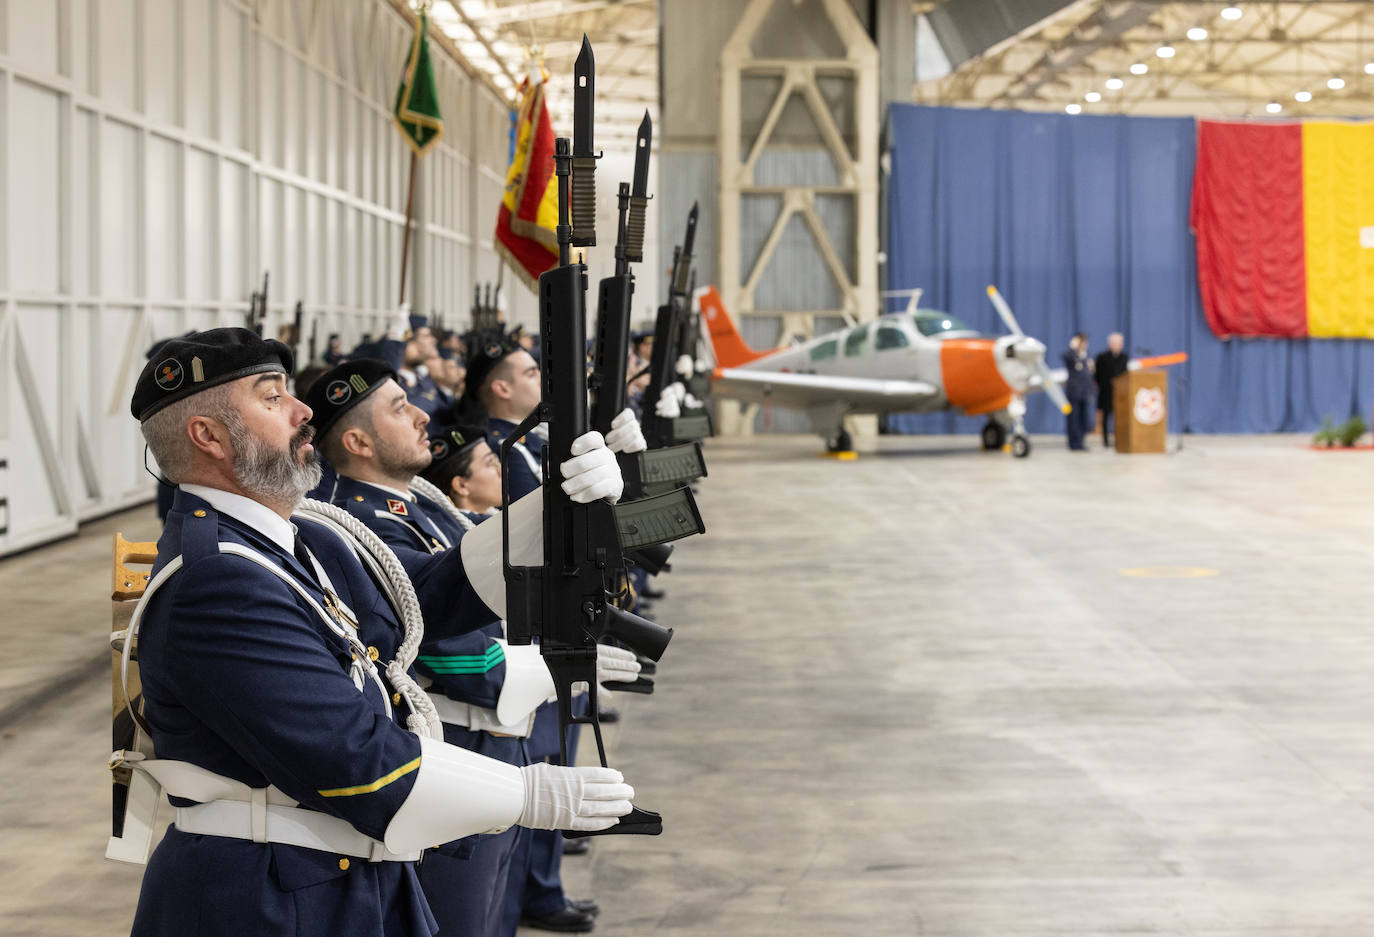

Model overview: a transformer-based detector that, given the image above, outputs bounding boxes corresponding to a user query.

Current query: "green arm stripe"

[417,645,505,674]
[317,756,421,798]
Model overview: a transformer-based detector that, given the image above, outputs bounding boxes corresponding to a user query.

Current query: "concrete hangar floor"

[2,432,1372,936]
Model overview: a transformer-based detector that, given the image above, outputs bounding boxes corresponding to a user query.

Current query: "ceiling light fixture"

[1157,45,1176,58]
[1294,90,1312,103]
[1187,27,1208,41]
[1085,91,1102,102]
[1266,101,1282,114]
[1066,103,1082,115]
[1221,6,1243,20]
[1105,77,1124,90]
[1130,63,1149,76]
[1328,76,1346,90]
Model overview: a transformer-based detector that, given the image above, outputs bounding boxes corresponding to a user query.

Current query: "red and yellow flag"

[1193,120,1374,338]
[494,74,558,291]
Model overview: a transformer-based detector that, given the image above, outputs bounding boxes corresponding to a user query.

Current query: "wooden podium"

[1113,370,1168,453]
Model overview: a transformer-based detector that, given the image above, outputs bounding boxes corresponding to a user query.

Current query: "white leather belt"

[175,800,420,862]
[118,754,418,863]
[427,692,532,739]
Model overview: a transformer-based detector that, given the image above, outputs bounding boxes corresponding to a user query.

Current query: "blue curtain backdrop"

[885,104,1374,435]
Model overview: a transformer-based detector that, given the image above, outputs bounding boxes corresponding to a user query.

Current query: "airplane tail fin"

[698,286,768,370]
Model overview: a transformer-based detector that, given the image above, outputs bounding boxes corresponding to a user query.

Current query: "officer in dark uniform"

[1061,332,1094,451]
[304,359,636,937]
[1094,332,1130,448]
[122,328,637,937]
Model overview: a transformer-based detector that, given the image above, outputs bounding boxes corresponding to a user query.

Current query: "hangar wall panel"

[0,0,522,555]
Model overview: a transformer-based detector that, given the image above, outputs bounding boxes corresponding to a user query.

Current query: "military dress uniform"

[130,487,438,937]
[330,474,528,937]
[307,362,542,937]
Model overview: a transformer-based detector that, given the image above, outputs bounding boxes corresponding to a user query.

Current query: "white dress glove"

[683,391,703,410]
[559,431,624,504]
[387,302,413,341]
[605,408,647,454]
[572,643,643,695]
[517,763,634,832]
[655,383,684,419]
[675,354,694,379]
[596,643,642,685]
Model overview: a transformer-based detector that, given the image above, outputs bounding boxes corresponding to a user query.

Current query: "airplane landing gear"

[1011,434,1031,458]
[980,421,1006,451]
[828,428,854,452]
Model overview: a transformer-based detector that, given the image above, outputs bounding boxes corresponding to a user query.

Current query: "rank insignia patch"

[155,358,184,390]
[386,499,408,516]
[326,380,352,405]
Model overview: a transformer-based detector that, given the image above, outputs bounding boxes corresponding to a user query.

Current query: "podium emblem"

[1133,387,1165,426]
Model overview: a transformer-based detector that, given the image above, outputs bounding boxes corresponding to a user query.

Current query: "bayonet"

[570,35,599,247]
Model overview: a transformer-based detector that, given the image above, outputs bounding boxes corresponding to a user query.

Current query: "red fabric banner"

[1191,121,1308,338]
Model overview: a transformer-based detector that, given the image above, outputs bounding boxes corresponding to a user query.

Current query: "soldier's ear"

[488,377,511,401]
[340,426,372,460]
[449,475,468,498]
[186,415,229,462]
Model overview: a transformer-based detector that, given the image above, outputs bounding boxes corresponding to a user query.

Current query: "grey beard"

[230,425,322,510]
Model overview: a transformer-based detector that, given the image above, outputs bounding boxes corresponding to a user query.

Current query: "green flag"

[394,10,443,156]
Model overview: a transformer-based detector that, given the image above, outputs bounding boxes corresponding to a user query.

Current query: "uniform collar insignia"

[386,499,409,516]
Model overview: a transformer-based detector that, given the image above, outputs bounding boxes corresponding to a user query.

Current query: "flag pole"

[399,150,418,306]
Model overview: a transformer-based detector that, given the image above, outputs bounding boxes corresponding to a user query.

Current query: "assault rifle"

[641,208,711,448]
[588,113,705,574]
[501,38,670,837]
[247,272,269,337]
[589,113,708,515]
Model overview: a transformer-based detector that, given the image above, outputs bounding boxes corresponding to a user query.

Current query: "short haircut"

[316,393,377,472]
[140,383,236,484]
[477,353,522,411]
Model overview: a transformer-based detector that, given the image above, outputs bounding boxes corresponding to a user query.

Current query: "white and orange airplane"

[698,285,1185,457]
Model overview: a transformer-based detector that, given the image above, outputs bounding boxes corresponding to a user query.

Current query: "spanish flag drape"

[494,74,558,292]
[1192,120,1374,338]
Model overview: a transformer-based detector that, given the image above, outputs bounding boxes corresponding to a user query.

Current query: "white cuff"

[460,489,544,619]
[383,736,525,852]
[496,643,556,727]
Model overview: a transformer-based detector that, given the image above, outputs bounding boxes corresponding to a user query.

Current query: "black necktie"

[292,534,323,590]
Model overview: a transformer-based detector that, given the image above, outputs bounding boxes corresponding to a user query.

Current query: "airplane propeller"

[986,286,1072,415]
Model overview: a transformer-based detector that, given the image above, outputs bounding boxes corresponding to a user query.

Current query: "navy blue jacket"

[488,417,545,503]
[130,489,436,937]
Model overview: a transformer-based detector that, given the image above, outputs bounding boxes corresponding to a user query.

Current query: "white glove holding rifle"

[605,408,647,454]
[560,431,623,504]
[573,643,643,695]
[518,764,634,832]
[655,382,685,419]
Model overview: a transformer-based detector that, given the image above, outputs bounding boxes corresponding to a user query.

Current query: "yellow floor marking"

[1118,566,1219,579]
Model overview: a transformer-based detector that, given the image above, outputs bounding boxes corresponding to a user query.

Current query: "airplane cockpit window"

[809,338,838,361]
[844,326,868,356]
[875,327,910,350]
[911,311,977,337]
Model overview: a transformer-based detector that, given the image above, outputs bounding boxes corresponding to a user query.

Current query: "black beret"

[458,331,523,406]
[304,358,397,439]
[131,327,293,421]
[425,424,490,470]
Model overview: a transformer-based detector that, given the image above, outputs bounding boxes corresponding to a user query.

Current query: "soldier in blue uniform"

[1061,332,1095,452]
[121,329,638,937]
[303,359,638,937]
[458,339,647,934]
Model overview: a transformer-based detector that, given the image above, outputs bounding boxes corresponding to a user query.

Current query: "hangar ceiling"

[915,1,1374,118]
[428,0,657,140]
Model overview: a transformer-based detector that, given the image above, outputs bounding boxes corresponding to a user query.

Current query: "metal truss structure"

[918,1,1374,118]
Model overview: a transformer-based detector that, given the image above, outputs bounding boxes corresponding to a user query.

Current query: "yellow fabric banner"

[1302,122,1374,338]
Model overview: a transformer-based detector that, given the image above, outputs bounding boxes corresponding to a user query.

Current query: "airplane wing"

[713,367,940,409]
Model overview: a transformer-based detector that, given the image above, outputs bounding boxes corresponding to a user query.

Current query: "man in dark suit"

[1094,332,1130,448]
